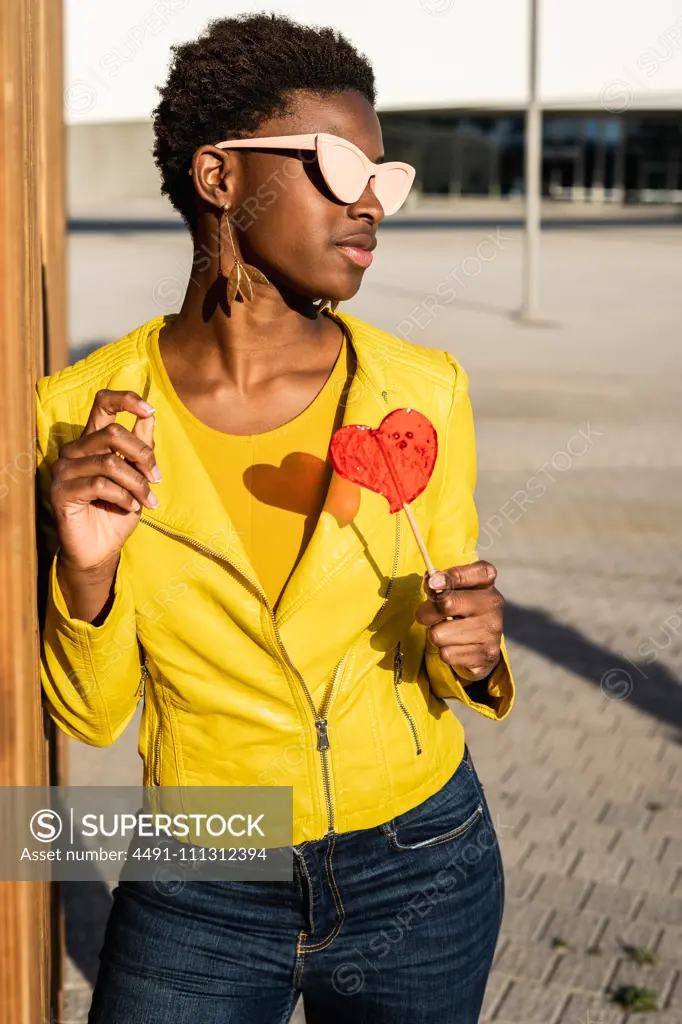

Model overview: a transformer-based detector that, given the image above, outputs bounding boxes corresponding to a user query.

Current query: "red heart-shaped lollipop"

[329,408,438,514]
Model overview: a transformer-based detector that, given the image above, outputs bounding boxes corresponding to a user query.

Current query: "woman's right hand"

[50,389,161,574]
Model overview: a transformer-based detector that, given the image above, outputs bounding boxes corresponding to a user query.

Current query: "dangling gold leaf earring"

[316,299,340,313]
[219,203,270,303]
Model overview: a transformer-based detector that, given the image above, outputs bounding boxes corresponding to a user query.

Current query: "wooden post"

[38,0,68,375]
[0,0,66,1020]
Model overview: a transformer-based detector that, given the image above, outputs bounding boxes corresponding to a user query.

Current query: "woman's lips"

[336,245,374,268]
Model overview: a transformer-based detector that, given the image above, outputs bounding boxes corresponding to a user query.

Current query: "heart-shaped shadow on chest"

[244,452,361,528]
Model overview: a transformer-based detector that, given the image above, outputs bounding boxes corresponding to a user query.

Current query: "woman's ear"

[190,145,238,210]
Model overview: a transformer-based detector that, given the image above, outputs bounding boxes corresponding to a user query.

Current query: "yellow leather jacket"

[36,312,514,844]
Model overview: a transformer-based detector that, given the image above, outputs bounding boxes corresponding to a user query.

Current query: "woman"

[36,13,514,1024]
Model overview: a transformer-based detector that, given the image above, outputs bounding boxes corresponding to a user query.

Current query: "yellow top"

[149,325,353,609]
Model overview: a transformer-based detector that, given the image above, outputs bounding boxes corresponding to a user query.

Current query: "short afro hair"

[152,13,377,229]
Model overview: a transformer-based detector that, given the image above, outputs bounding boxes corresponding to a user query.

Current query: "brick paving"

[62,224,682,1021]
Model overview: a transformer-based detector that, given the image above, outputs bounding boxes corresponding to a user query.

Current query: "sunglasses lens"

[320,143,367,204]
[374,166,414,215]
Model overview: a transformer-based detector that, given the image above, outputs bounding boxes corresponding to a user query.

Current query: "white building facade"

[65,0,682,209]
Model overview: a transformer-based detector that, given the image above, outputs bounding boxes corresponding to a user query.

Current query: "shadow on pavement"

[367,280,517,322]
[504,600,682,740]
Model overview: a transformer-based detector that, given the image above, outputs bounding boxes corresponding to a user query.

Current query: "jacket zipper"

[139,517,352,833]
[393,642,422,755]
[370,512,401,629]
[139,659,162,786]
[151,671,162,786]
[139,658,150,697]
[151,705,162,786]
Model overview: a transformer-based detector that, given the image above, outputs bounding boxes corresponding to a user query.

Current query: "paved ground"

[62,224,682,1022]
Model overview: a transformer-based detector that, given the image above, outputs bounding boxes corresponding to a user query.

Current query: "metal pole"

[613,118,626,203]
[521,0,542,322]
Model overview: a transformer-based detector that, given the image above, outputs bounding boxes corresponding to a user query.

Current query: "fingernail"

[429,571,448,590]
[147,493,159,508]
[151,465,162,482]
[131,498,141,512]
[139,401,155,413]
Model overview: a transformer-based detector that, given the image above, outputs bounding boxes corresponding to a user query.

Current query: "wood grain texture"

[38,0,67,375]
[0,0,65,1019]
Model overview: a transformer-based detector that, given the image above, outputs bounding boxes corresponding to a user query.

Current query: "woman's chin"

[320,274,365,304]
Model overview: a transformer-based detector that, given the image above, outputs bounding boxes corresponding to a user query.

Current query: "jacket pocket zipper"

[151,706,162,786]
[141,660,162,786]
[393,642,422,756]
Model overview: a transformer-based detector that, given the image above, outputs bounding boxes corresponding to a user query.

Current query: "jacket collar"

[138,312,397,620]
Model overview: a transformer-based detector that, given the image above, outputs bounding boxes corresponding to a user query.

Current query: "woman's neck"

[160,236,342,393]
[154,244,346,434]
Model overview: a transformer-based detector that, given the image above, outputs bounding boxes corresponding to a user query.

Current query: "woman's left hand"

[415,560,504,682]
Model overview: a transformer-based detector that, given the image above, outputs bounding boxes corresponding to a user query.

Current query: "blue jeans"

[88,747,504,1024]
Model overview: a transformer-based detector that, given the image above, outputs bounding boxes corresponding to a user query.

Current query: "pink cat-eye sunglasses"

[214,132,416,216]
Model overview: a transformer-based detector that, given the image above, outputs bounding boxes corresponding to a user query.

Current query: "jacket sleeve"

[424,355,515,721]
[36,384,144,746]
